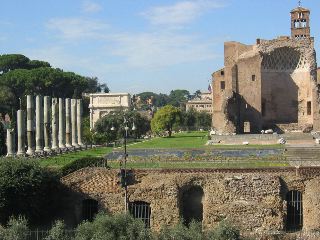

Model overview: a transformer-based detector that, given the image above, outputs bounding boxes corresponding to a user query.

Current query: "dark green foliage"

[208,220,241,240]
[0,159,59,225]
[0,54,106,115]
[168,89,190,107]
[0,216,29,240]
[0,122,6,156]
[94,110,151,142]
[45,220,70,240]
[61,157,105,176]
[75,213,153,240]
[158,221,203,240]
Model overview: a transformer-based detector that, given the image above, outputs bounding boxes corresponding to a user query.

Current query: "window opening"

[82,199,98,222]
[252,75,256,81]
[286,190,303,231]
[220,81,225,90]
[129,201,151,228]
[307,101,311,115]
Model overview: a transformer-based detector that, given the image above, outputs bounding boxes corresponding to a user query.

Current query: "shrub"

[75,213,153,240]
[61,157,105,176]
[45,220,70,240]
[207,220,241,240]
[0,216,29,240]
[0,159,59,225]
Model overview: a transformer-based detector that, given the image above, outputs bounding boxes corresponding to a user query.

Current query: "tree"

[45,220,69,240]
[183,109,197,131]
[94,110,151,143]
[151,105,181,137]
[168,89,190,107]
[195,112,211,130]
[0,216,29,240]
[0,159,59,225]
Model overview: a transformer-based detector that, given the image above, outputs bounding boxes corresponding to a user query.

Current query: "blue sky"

[1,0,319,94]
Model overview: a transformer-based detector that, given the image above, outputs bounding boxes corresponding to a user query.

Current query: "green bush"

[207,220,241,240]
[158,221,203,240]
[75,213,153,240]
[61,157,105,176]
[0,216,29,240]
[0,159,59,225]
[45,220,69,240]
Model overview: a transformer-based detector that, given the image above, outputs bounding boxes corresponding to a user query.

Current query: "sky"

[1,0,319,94]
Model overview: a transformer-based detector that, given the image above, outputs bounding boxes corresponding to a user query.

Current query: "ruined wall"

[61,167,320,237]
[259,39,317,131]
[237,52,262,133]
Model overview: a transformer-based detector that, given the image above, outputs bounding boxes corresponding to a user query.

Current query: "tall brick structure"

[211,5,319,134]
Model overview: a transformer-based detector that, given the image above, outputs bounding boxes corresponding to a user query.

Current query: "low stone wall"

[61,167,320,239]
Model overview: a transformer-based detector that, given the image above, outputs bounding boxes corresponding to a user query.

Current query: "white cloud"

[46,17,108,40]
[141,0,225,27]
[82,1,102,13]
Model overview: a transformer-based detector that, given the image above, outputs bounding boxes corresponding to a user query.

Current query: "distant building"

[186,92,212,114]
[88,93,131,129]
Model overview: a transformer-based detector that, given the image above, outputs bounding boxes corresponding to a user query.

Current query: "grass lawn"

[106,160,289,169]
[39,147,113,169]
[127,131,283,150]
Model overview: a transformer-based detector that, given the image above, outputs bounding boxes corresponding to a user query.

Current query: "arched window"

[180,186,204,226]
[286,190,303,231]
[129,201,151,228]
[82,199,98,222]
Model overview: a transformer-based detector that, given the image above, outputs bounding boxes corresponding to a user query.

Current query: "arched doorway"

[82,199,98,222]
[180,186,204,226]
[286,190,303,231]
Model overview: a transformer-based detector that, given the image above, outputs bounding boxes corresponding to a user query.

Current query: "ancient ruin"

[6,95,84,157]
[211,6,320,134]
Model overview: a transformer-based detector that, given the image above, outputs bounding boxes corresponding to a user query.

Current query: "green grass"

[127,131,283,150]
[106,161,289,169]
[39,147,113,169]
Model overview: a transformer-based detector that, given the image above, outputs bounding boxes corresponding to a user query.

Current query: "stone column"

[35,96,43,154]
[26,95,35,155]
[65,98,72,148]
[43,96,51,152]
[17,110,26,156]
[77,99,84,147]
[71,99,79,147]
[51,98,59,151]
[58,98,66,149]
[6,129,14,157]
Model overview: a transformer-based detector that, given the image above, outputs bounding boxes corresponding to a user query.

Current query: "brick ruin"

[61,167,320,239]
[211,6,320,134]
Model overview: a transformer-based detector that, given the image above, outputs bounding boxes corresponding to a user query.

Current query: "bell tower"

[291,1,310,39]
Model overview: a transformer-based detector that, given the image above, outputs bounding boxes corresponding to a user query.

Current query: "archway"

[180,186,204,226]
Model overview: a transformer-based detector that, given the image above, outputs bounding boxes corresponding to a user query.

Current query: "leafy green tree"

[168,89,190,107]
[75,213,153,240]
[0,122,6,156]
[0,159,59,225]
[45,220,69,240]
[0,216,29,240]
[195,112,212,130]
[94,110,150,143]
[0,54,30,74]
[183,109,197,131]
[151,105,181,137]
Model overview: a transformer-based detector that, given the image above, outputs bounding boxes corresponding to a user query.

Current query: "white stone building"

[186,92,213,114]
[88,93,131,129]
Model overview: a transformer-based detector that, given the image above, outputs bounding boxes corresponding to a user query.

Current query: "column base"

[35,149,44,154]
[17,152,26,157]
[26,149,35,156]
[6,153,14,158]
[44,147,51,152]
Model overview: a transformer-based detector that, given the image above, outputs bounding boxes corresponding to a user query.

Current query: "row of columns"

[6,95,84,157]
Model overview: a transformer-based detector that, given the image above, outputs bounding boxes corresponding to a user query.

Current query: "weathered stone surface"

[61,167,320,237]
